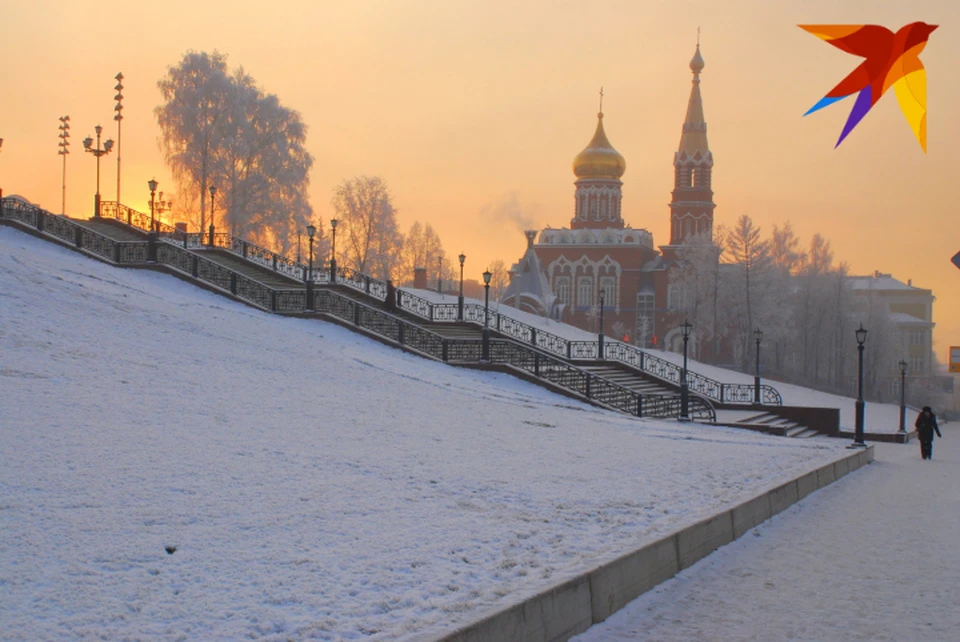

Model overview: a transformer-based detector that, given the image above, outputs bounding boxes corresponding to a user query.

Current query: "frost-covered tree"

[156,50,314,250]
[725,215,772,369]
[156,51,232,232]
[400,221,445,287]
[488,259,509,309]
[331,176,401,281]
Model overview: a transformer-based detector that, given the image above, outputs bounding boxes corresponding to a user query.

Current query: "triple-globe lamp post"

[82,125,114,217]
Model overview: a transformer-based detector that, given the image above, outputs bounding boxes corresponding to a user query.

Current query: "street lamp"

[208,185,216,245]
[598,289,606,360]
[148,178,158,230]
[147,178,158,262]
[437,256,443,293]
[329,218,338,282]
[458,252,466,321]
[680,319,693,421]
[154,192,173,227]
[898,360,908,434]
[58,116,70,215]
[114,72,124,207]
[82,125,114,217]
[754,327,763,404]
[849,323,868,449]
[482,269,492,361]
[306,224,316,311]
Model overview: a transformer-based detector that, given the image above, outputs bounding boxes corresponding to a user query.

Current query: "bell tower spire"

[668,39,715,246]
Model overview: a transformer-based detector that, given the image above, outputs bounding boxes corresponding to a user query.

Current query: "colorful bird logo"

[799,23,938,152]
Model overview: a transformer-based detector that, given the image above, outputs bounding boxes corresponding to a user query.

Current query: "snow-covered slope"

[1,226,853,640]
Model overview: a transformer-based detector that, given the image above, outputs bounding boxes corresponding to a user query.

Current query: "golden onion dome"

[572,112,626,179]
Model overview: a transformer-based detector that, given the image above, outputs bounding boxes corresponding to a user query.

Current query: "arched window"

[689,168,697,187]
[555,277,570,305]
[577,276,593,307]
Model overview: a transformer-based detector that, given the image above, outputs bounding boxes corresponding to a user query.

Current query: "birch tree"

[156,51,314,248]
[331,176,401,280]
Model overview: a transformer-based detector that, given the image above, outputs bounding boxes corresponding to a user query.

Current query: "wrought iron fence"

[3,195,718,423]
[100,201,181,238]
[1,198,150,265]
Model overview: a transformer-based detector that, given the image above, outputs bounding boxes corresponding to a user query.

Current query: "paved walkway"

[574,424,960,642]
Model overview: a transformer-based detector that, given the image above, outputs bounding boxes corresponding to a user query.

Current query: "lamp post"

[58,116,70,215]
[754,327,763,404]
[482,269,492,361]
[208,185,216,246]
[114,72,124,207]
[849,323,868,448]
[148,178,158,230]
[437,256,443,293]
[154,192,173,228]
[82,125,114,217]
[306,224,316,311]
[458,252,466,321]
[898,360,908,434]
[147,178,158,262]
[680,319,693,421]
[598,289,606,360]
[330,218,338,282]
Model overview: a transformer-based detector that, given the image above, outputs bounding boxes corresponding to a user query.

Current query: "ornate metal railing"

[1,197,150,265]
[388,289,781,406]
[2,195,718,422]
[22,196,773,410]
[310,290,715,422]
[100,201,181,238]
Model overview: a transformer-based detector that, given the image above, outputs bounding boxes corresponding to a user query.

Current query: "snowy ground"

[0,226,872,640]
[574,425,959,642]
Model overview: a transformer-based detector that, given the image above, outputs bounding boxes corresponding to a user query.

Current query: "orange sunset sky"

[2,0,958,364]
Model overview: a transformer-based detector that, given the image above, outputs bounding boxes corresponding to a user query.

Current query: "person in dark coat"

[385,279,396,311]
[914,406,942,460]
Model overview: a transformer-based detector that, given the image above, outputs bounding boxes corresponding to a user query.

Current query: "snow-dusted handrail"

[84,199,778,406]
[391,289,782,406]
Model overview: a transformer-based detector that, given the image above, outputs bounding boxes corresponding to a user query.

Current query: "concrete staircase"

[193,248,304,289]
[580,363,678,397]
[716,410,820,438]
[72,217,149,241]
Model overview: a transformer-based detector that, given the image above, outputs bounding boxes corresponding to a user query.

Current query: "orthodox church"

[501,43,719,358]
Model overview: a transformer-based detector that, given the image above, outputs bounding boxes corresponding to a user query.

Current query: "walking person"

[915,406,942,460]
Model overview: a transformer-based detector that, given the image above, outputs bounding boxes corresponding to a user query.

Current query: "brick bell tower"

[668,42,715,246]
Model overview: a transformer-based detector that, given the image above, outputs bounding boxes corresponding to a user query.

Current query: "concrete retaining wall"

[433,446,874,642]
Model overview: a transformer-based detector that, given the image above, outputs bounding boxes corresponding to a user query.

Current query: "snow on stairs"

[195,248,304,290]
[73,217,151,242]
[724,412,818,438]
[581,363,676,396]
